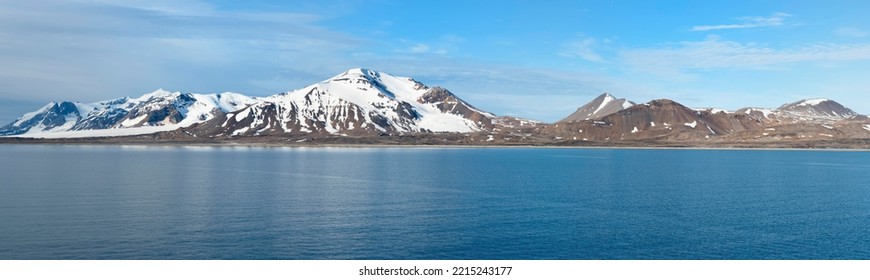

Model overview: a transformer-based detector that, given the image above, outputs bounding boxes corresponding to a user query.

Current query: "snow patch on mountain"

[684,121,697,128]
[593,94,615,116]
[741,108,774,117]
[777,98,858,120]
[797,98,830,106]
[696,108,732,114]
[17,126,185,139]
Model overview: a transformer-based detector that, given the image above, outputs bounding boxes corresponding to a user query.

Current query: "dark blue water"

[0,145,869,259]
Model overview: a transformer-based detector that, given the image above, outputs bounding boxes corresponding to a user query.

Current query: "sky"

[2,0,870,123]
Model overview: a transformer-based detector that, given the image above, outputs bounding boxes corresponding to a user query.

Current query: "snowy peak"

[777,98,858,119]
[796,98,830,106]
[322,68,429,97]
[137,88,180,100]
[0,101,82,135]
[559,93,635,122]
[218,68,492,136]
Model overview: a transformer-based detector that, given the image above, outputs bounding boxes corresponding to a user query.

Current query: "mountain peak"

[777,98,857,119]
[795,98,831,106]
[778,98,838,109]
[330,68,387,81]
[139,88,181,100]
[558,93,635,122]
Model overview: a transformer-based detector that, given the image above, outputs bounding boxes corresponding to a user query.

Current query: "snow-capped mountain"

[2,68,495,138]
[190,68,494,137]
[0,89,258,137]
[0,101,82,136]
[776,98,859,120]
[558,93,634,122]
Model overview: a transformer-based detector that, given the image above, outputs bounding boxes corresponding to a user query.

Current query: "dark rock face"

[396,101,421,120]
[98,93,197,128]
[72,108,127,130]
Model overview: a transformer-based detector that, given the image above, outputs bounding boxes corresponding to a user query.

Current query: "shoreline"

[3,139,870,152]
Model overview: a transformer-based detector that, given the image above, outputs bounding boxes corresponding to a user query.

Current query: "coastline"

[3,137,870,152]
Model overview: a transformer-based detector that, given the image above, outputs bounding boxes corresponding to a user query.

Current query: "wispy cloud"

[620,36,870,79]
[398,42,448,55]
[397,35,462,55]
[834,27,868,38]
[0,0,362,102]
[691,12,791,31]
[559,37,605,62]
[408,43,432,54]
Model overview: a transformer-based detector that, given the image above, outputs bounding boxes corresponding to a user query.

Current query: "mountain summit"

[558,93,634,122]
[776,98,859,120]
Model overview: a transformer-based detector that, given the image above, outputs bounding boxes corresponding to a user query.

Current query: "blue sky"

[2,0,870,123]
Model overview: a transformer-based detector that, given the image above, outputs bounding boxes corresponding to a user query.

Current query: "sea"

[0,144,868,260]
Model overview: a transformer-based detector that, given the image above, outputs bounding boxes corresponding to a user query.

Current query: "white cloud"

[0,0,636,123]
[620,36,870,78]
[83,0,217,16]
[835,27,868,38]
[397,35,461,55]
[691,12,791,31]
[0,1,644,122]
[0,0,362,102]
[409,43,431,53]
[559,37,604,62]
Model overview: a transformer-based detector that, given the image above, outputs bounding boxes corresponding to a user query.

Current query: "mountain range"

[3,68,870,147]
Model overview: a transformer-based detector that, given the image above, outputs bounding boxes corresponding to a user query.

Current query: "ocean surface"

[0,144,868,260]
